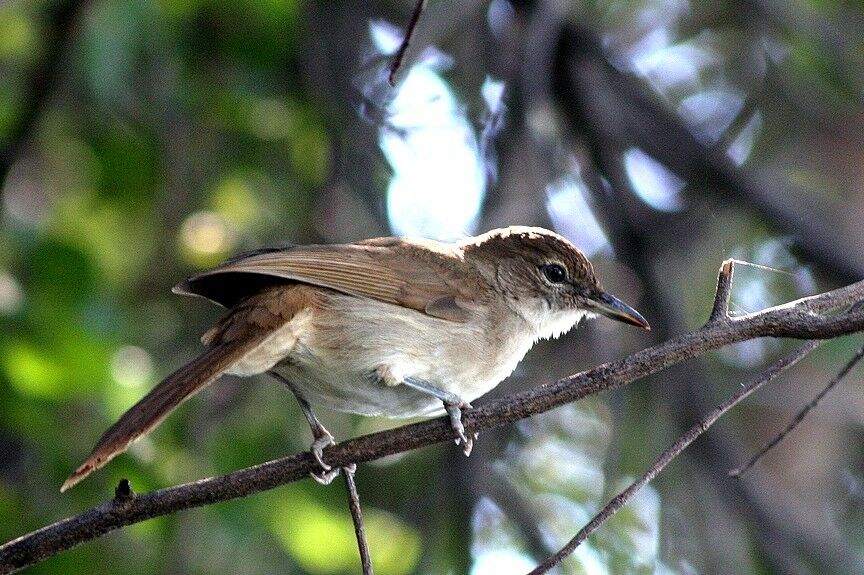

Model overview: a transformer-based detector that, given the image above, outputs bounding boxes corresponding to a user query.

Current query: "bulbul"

[62,226,649,491]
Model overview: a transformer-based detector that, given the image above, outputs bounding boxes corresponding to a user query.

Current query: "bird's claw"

[310,429,336,471]
[445,401,474,456]
[308,428,356,484]
[311,467,341,485]
[310,463,357,485]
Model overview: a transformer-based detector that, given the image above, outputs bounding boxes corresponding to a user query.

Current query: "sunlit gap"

[470,498,535,575]
[678,89,745,145]
[625,23,764,159]
[545,169,612,257]
[364,20,494,241]
[110,345,154,389]
[486,0,515,39]
[623,148,686,212]
[0,270,24,315]
[727,111,763,165]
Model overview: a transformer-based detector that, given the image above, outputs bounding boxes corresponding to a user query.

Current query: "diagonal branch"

[528,340,823,574]
[2,268,864,574]
[730,341,864,478]
[343,468,374,574]
[388,0,428,86]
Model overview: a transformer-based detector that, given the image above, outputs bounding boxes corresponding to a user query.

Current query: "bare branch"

[708,259,735,324]
[528,341,822,575]
[730,342,864,478]
[343,468,373,575]
[2,275,864,574]
[388,0,428,86]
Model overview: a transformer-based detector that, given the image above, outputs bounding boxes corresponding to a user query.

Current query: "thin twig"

[730,342,864,478]
[3,275,864,573]
[709,259,735,324]
[528,340,822,575]
[343,468,373,574]
[388,0,428,86]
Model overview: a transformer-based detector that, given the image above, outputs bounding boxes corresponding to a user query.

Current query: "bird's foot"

[308,426,341,484]
[444,400,475,456]
[310,428,336,471]
[400,376,477,456]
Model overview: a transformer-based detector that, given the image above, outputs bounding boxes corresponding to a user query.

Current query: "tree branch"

[730,340,864,478]
[552,24,864,283]
[388,0,427,86]
[3,268,864,574]
[343,468,373,574]
[529,340,823,574]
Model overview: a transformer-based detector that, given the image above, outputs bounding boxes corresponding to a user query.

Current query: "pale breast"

[273,291,536,418]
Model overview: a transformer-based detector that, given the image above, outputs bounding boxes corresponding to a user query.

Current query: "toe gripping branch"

[402,376,477,456]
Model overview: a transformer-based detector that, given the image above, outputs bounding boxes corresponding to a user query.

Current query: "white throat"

[522,305,594,341]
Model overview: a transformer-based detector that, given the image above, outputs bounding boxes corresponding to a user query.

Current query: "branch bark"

[3,269,864,574]
[388,0,427,86]
[529,340,823,575]
[343,468,373,574]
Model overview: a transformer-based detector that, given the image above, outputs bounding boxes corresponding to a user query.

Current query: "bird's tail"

[61,339,259,492]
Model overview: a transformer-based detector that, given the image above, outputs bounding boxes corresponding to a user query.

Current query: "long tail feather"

[62,340,256,492]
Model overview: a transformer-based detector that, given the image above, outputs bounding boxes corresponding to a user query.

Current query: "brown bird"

[62,226,649,491]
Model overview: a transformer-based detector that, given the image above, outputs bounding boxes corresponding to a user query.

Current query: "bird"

[62,226,649,491]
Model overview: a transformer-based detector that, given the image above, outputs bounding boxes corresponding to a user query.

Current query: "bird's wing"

[173,239,477,322]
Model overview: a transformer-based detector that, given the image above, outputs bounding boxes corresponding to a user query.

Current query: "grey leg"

[269,372,354,485]
[403,377,475,456]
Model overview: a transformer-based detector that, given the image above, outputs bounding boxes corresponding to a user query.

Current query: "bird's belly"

[272,340,515,418]
[269,295,535,418]
[272,360,447,417]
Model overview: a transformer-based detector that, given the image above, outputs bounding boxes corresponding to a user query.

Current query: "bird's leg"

[403,377,475,456]
[268,372,354,485]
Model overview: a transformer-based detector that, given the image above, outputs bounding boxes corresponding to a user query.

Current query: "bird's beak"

[587,291,651,330]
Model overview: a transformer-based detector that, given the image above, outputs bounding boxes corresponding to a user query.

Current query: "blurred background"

[2,0,864,573]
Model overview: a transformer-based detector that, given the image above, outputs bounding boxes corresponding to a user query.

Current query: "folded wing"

[174,239,477,322]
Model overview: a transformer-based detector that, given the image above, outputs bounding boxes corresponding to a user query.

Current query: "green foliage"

[269,484,421,575]
[3,0,864,573]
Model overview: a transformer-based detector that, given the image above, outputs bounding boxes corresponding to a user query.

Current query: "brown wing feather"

[175,240,476,322]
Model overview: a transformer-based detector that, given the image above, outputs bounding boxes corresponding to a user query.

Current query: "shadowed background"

[2,0,864,573]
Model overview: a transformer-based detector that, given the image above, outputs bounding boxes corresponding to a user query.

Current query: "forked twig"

[730,342,864,478]
[528,340,822,575]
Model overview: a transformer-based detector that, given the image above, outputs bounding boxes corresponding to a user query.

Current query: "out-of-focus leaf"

[0,10,37,62]
[269,485,421,575]
[2,339,65,398]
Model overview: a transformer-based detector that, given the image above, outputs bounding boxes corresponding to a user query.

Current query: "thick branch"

[3,275,864,573]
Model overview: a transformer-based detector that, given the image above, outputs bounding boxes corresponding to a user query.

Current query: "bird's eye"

[540,263,567,284]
